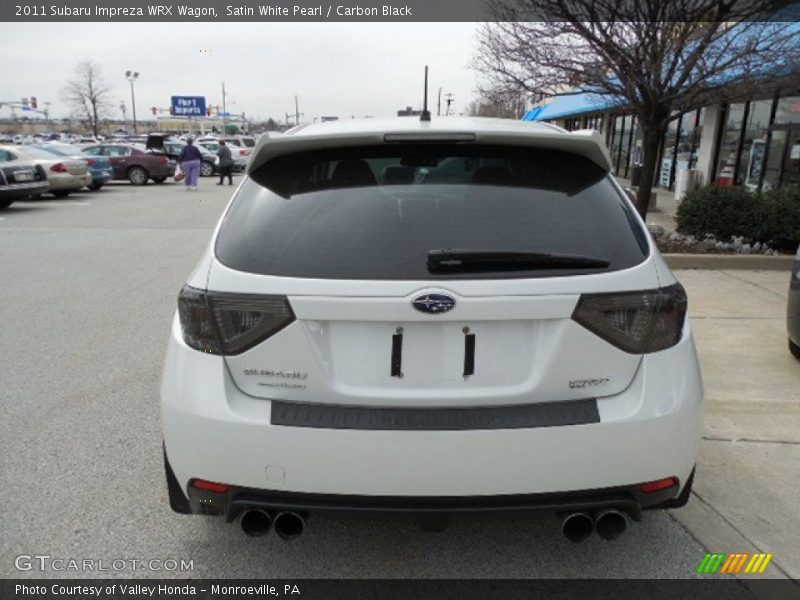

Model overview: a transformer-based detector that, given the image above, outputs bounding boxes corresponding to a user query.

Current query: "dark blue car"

[33,143,113,190]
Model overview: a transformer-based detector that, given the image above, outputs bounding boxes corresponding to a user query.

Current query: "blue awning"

[521,20,800,123]
[522,92,622,122]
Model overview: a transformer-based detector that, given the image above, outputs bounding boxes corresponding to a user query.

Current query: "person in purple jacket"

[177,138,203,191]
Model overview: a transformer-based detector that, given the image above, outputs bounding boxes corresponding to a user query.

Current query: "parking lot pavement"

[671,269,800,581]
[0,181,794,581]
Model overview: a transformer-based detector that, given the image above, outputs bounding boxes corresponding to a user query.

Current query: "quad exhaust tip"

[273,511,306,541]
[561,509,628,542]
[561,512,594,543]
[240,509,273,537]
[595,509,628,541]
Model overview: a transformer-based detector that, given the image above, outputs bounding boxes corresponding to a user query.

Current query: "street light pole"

[222,82,227,137]
[125,70,139,134]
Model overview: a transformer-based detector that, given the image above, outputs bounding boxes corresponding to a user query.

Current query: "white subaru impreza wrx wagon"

[161,117,703,542]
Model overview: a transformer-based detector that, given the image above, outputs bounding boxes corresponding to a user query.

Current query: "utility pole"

[125,70,139,134]
[437,87,442,116]
[44,101,51,128]
[294,95,300,126]
[444,93,455,116]
[222,82,227,137]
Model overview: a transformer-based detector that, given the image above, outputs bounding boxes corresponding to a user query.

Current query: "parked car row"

[0,151,49,209]
[0,145,92,208]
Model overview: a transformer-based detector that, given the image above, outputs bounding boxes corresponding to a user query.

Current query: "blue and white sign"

[170,96,206,117]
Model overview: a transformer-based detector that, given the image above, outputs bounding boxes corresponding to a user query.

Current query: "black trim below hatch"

[270,398,599,431]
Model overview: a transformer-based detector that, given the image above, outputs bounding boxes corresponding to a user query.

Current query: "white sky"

[0,22,480,123]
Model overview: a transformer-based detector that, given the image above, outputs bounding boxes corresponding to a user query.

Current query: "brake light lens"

[239,150,248,156]
[571,283,687,354]
[639,477,678,493]
[177,285,295,355]
[191,479,230,493]
[158,156,168,165]
[85,158,96,167]
[50,162,68,173]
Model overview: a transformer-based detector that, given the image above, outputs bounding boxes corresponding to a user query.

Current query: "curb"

[663,253,795,271]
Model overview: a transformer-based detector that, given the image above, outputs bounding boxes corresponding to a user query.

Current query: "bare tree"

[475,1,800,217]
[466,87,528,118]
[62,60,112,137]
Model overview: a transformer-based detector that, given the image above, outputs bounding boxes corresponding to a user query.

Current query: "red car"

[81,143,176,185]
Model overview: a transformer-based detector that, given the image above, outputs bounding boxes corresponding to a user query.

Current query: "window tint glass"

[217,145,647,280]
[105,146,130,156]
[0,149,13,161]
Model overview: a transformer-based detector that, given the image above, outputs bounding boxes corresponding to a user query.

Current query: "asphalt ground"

[0,179,796,582]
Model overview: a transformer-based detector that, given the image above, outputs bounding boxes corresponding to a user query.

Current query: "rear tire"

[52,191,71,198]
[87,183,103,191]
[790,339,800,360]
[200,161,215,177]
[153,177,167,184]
[127,166,148,185]
[0,199,14,209]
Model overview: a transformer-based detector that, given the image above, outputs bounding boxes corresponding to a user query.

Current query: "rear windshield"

[216,145,648,280]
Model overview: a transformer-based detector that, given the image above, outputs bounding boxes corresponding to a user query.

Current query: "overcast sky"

[0,22,480,123]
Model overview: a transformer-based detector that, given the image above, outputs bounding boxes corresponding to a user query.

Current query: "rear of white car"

[161,118,703,542]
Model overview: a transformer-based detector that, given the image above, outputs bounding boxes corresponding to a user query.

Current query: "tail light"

[85,158,96,167]
[639,477,678,493]
[158,156,168,165]
[239,150,248,156]
[571,283,687,354]
[177,285,295,355]
[50,163,68,173]
[191,479,230,493]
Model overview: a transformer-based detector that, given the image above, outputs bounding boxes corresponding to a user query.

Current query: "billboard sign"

[170,96,207,117]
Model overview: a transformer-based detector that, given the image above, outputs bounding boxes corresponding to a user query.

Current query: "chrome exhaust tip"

[240,509,273,537]
[595,509,628,541]
[561,512,594,543]
[273,511,306,541]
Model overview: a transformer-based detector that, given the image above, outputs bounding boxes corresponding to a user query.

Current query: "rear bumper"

[49,174,91,191]
[0,181,49,199]
[162,317,703,505]
[90,169,113,184]
[180,475,687,521]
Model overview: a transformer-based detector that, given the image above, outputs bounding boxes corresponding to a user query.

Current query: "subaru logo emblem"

[412,293,456,314]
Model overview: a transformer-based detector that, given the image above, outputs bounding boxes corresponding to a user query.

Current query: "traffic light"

[30,97,37,109]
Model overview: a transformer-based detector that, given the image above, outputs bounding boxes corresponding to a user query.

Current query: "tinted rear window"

[216,145,648,280]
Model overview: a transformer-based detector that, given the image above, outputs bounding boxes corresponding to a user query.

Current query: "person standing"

[216,140,234,185]
[177,138,203,191]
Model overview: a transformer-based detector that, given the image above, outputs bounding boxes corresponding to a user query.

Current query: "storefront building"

[522,88,800,193]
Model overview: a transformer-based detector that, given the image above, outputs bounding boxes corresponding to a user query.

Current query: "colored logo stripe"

[698,553,774,575]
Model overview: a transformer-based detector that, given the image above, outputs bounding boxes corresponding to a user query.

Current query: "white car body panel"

[161,116,703,514]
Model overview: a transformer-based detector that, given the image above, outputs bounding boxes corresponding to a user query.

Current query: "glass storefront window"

[686,108,705,169]
[774,95,800,124]
[763,129,786,191]
[659,112,683,188]
[737,99,772,189]
[715,103,746,187]
[609,114,625,174]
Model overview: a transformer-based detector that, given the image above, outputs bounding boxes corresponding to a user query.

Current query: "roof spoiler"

[247,127,612,175]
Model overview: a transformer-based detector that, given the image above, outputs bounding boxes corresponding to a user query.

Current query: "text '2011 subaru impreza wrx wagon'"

[161,117,703,542]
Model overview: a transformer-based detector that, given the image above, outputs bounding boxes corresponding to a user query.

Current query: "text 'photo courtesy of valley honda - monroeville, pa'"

[161,115,703,543]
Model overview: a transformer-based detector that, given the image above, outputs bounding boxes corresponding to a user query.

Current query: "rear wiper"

[427,249,610,273]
